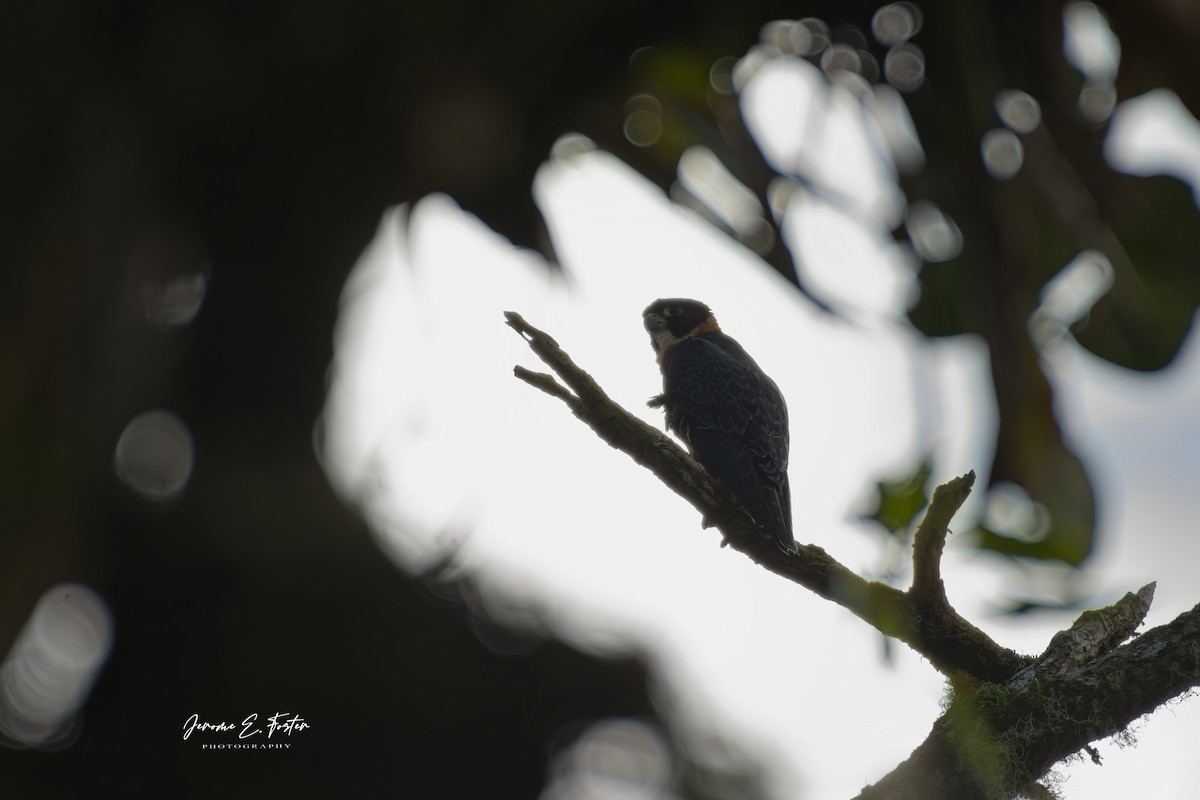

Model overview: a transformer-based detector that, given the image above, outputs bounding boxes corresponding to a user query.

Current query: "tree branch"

[856,594,1200,800]
[513,366,582,412]
[506,310,1200,799]
[1009,583,1156,690]
[910,472,974,606]
[505,310,1028,681]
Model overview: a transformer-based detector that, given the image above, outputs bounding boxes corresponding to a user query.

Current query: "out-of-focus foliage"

[862,458,934,539]
[552,1,1200,568]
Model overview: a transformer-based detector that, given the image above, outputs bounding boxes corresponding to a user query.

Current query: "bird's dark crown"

[643,298,717,337]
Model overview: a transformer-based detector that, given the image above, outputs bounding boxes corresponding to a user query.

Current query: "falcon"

[643,298,794,549]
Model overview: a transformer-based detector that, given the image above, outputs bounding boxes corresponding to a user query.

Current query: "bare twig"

[910,471,975,606]
[513,366,581,412]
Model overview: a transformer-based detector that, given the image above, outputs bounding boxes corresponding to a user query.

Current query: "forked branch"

[507,310,1200,799]
[505,310,1025,681]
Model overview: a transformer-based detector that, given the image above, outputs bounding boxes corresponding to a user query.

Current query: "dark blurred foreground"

[0,2,753,795]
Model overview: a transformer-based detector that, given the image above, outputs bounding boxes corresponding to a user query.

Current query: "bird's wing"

[664,335,792,546]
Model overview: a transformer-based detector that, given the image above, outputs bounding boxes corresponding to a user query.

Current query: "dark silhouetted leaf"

[861,459,933,539]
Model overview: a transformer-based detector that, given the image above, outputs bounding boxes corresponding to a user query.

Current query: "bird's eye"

[664,306,682,316]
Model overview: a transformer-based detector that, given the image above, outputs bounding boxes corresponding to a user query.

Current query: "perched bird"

[643,298,793,549]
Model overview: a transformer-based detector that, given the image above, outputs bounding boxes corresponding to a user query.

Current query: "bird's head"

[643,298,719,361]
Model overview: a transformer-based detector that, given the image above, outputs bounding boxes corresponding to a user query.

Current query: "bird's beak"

[643,312,665,333]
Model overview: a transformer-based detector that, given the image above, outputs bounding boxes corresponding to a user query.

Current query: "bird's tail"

[757,485,794,551]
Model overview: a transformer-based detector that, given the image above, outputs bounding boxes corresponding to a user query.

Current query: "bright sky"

[320,8,1200,798]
